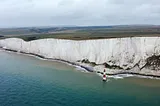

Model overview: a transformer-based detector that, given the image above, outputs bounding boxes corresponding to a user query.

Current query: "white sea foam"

[75,66,88,72]
[107,75,124,79]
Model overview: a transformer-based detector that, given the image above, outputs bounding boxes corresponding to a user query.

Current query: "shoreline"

[1,47,160,79]
[0,47,93,72]
[97,71,160,79]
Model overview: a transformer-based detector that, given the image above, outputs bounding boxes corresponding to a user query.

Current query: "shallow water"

[0,50,160,106]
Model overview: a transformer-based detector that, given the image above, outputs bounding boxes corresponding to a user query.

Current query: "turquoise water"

[0,50,160,106]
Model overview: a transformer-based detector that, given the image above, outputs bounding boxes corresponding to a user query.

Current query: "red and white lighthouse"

[103,69,107,81]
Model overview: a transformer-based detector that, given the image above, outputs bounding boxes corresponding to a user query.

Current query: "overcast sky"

[0,0,160,28]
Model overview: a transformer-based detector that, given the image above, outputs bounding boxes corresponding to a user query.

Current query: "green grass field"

[1,26,160,41]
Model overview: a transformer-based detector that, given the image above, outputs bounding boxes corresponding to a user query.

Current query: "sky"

[0,0,160,28]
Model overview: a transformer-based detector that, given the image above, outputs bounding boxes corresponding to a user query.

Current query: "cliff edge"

[1,37,160,77]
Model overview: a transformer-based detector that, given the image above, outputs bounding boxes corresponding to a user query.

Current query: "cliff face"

[0,37,160,73]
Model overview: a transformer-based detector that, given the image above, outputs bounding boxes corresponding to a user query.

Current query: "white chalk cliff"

[1,37,160,76]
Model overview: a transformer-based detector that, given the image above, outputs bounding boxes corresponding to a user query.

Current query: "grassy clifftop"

[1,25,160,41]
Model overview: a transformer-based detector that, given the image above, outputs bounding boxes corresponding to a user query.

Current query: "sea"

[0,50,160,106]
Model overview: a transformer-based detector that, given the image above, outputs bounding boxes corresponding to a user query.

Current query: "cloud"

[0,0,160,27]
